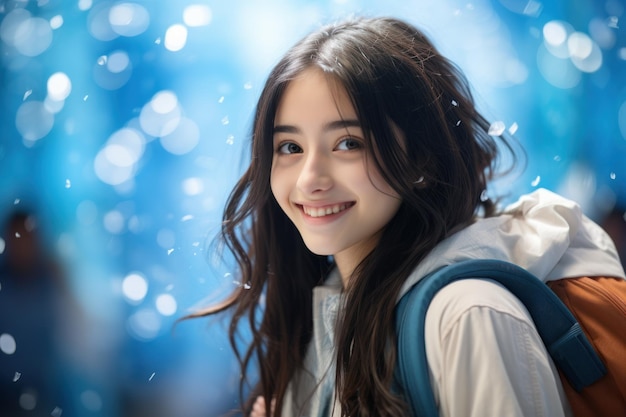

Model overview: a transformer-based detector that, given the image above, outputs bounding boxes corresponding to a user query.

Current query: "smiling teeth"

[303,204,349,218]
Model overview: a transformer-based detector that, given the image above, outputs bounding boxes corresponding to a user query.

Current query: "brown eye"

[336,137,362,151]
[277,142,302,154]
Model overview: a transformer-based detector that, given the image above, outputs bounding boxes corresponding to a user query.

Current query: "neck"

[334,252,364,288]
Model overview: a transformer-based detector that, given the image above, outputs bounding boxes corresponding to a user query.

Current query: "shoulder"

[426,278,534,338]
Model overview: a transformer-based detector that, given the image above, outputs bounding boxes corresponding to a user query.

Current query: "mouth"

[299,202,355,218]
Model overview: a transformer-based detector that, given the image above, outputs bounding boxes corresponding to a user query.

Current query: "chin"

[306,247,333,256]
[302,241,336,257]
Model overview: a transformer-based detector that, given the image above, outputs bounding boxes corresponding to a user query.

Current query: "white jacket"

[282,189,626,417]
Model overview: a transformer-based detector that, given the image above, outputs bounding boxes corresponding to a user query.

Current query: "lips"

[300,202,354,218]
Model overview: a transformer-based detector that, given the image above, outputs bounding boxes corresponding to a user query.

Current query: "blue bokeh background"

[1,0,625,416]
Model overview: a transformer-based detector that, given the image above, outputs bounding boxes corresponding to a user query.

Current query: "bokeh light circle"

[182,177,204,196]
[164,24,188,52]
[139,91,182,137]
[155,293,177,316]
[570,34,602,73]
[127,308,161,340]
[567,32,593,60]
[183,5,212,27]
[15,101,54,142]
[93,50,133,90]
[109,3,150,37]
[0,333,17,355]
[47,72,72,101]
[103,210,125,234]
[13,16,53,57]
[0,8,31,46]
[618,101,626,142]
[88,3,118,41]
[106,127,146,166]
[159,117,200,155]
[536,44,581,89]
[542,20,573,59]
[94,149,135,185]
[122,272,148,302]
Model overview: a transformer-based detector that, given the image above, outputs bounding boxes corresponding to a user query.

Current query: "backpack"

[394,259,626,417]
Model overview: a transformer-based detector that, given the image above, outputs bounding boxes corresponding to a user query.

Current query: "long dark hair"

[190,16,516,416]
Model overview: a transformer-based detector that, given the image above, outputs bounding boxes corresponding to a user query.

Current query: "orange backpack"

[548,276,626,416]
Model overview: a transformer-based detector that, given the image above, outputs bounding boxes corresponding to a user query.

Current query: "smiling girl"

[191,16,625,417]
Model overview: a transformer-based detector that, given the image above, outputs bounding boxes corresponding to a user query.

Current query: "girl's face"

[270,68,402,281]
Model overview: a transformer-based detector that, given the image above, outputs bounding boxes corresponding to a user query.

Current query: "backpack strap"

[395,259,607,417]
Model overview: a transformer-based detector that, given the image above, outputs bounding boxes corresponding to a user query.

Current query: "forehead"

[274,68,358,125]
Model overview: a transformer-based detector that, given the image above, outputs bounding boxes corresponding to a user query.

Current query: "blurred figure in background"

[0,208,75,416]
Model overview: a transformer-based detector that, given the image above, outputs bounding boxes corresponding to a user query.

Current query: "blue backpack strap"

[395,259,606,417]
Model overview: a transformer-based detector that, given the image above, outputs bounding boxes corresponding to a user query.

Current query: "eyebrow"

[273,119,361,134]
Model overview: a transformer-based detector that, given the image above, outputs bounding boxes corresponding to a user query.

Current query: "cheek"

[366,169,400,200]
[270,164,288,206]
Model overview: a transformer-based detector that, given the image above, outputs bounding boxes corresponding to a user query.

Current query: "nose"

[296,149,333,195]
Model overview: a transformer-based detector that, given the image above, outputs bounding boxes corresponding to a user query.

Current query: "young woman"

[192,16,625,417]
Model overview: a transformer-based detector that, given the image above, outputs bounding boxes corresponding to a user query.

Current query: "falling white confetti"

[167,248,174,255]
[456,120,461,126]
[221,116,230,125]
[97,55,107,65]
[243,82,252,90]
[83,95,89,101]
[451,99,458,106]
[155,37,162,45]
[149,372,155,381]
[14,199,20,205]
[13,372,21,382]
[531,176,541,187]
[218,96,225,103]
[226,135,234,145]
[488,121,506,136]
[65,179,71,188]
[553,155,562,162]
[508,122,519,135]
[15,232,21,238]
[181,214,193,222]
[23,90,32,101]
[610,172,616,180]
[480,189,489,201]
[51,406,63,417]
[233,280,251,289]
